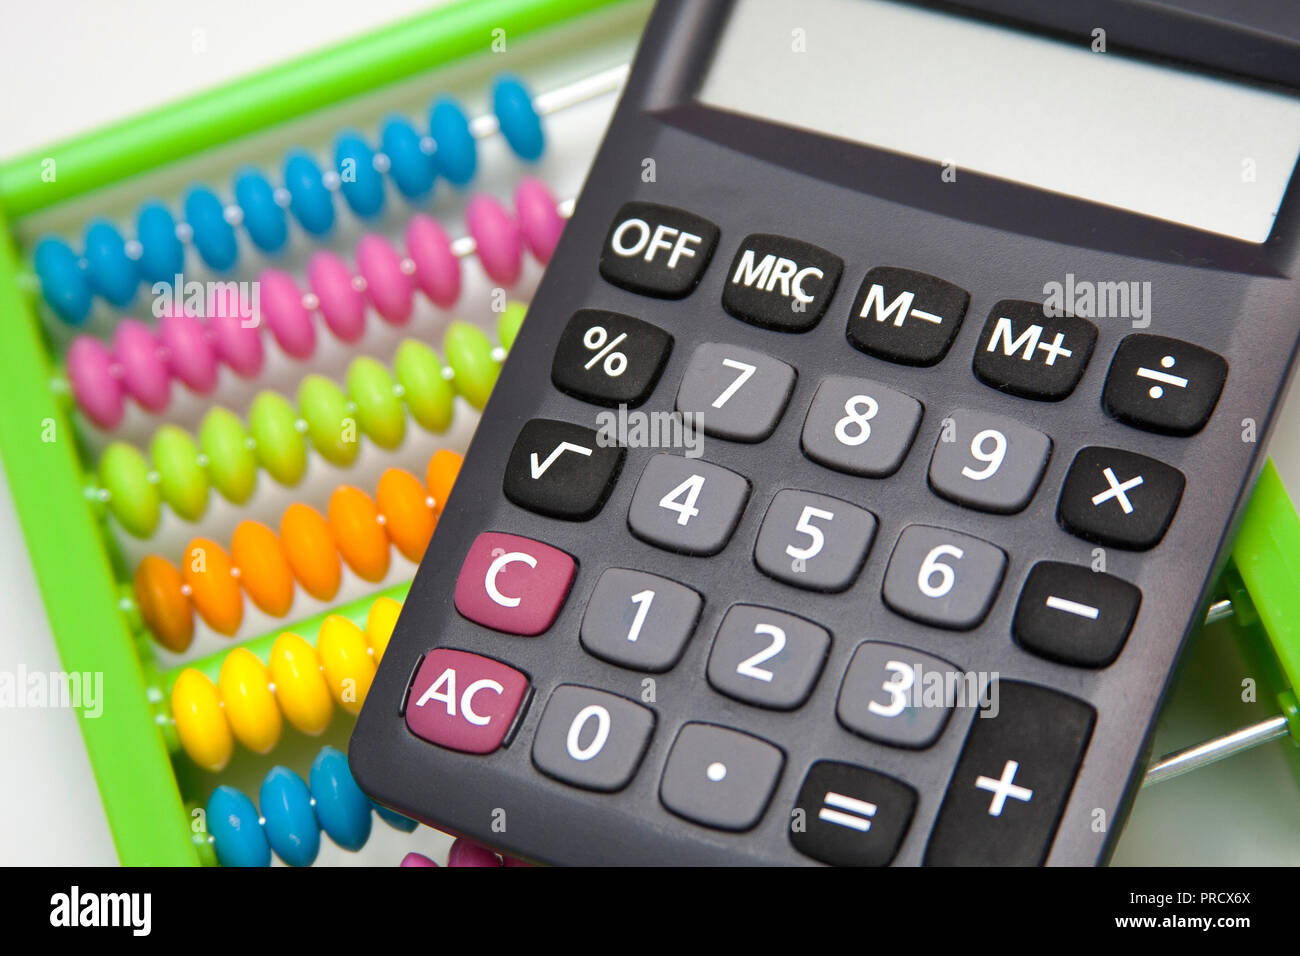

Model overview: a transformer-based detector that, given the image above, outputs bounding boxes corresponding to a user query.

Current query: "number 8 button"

[801,376,923,478]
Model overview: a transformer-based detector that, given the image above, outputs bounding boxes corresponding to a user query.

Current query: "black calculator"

[352,0,1300,865]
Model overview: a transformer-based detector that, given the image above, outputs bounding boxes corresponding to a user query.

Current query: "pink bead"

[400,852,437,868]
[514,177,564,264]
[466,194,523,286]
[405,215,460,309]
[158,310,218,394]
[208,311,264,379]
[446,838,502,867]
[112,319,169,413]
[308,251,366,343]
[66,336,124,430]
[259,269,316,359]
[356,234,415,325]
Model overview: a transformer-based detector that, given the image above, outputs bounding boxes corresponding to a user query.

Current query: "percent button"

[552,308,674,408]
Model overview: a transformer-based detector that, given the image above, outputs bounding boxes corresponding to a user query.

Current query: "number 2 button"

[676,343,796,442]
[707,605,831,710]
[754,490,877,591]
[882,525,1006,630]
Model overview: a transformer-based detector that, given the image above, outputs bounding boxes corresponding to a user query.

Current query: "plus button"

[974,759,1035,816]
[1036,332,1073,366]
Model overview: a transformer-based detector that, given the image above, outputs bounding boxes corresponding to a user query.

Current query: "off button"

[599,201,719,299]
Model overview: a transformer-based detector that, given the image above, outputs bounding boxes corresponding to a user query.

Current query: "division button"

[1102,334,1227,436]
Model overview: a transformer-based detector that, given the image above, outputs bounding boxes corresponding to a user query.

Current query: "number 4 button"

[628,454,751,555]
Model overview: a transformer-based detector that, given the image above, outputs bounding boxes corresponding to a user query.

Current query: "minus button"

[1045,595,1100,620]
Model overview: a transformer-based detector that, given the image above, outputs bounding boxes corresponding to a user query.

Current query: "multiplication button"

[1102,334,1227,436]
[1057,447,1185,550]
[551,309,673,407]
[599,201,719,298]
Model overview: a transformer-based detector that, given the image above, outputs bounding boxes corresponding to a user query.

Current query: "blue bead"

[207,786,271,868]
[284,151,335,236]
[33,238,92,325]
[334,133,385,218]
[493,75,544,162]
[136,203,184,284]
[309,746,372,852]
[259,767,320,867]
[429,97,476,186]
[371,800,418,832]
[83,220,137,307]
[233,170,288,254]
[184,187,238,271]
[381,117,435,201]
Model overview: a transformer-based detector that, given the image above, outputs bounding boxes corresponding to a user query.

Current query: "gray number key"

[837,642,961,748]
[753,489,876,591]
[628,454,750,555]
[882,525,1006,630]
[706,604,831,709]
[532,685,656,792]
[801,375,923,477]
[660,723,785,831]
[580,568,703,672]
[928,408,1051,514]
[675,342,796,442]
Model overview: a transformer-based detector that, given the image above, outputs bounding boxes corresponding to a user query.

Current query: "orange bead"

[376,467,435,563]
[280,503,341,601]
[329,485,390,582]
[134,555,194,652]
[230,520,294,617]
[425,449,463,516]
[183,537,243,636]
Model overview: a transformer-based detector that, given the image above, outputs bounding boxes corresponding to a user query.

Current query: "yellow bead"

[364,596,403,663]
[316,615,376,715]
[171,668,232,772]
[268,632,333,736]
[217,648,282,755]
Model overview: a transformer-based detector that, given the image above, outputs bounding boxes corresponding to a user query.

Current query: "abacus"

[0,0,653,865]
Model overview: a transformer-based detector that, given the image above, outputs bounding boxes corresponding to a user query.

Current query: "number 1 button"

[676,343,796,442]
[580,568,702,672]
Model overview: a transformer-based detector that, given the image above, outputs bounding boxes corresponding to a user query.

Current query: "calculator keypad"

[706,604,831,710]
[551,309,673,408]
[790,761,918,867]
[1057,447,1185,550]
[837,642,958,749]
[659,723,785,831]
[972,300,1098,401]
[722,233,843,332]
[531,685,656,792]
[627,454,751,555]
[579,568,702,672]
[1102,334,1228,436]
[882,525,1007,630]
[927,409,1051,515]
[753,489,876,591]
[675,342,796,442]
[599,201,719,298]
[800,375,923,478]
[846,266,970,366]
[503,418,624,520]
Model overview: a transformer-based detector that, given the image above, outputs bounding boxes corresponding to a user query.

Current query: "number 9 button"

[801,376,923,478]
[928,408,1051,514]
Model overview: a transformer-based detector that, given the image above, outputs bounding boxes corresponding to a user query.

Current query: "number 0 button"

[882,525,1006,630]
[707,604,831,710]
[754,489,876,591]
[531,685,655,792]
[676,342,796,442]
[628,454,750,555]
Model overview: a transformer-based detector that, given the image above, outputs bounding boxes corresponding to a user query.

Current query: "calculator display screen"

[696,0,1300,243]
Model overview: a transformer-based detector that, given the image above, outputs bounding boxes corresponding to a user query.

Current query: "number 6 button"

[754,490,876,591]
[882,525,1006,630]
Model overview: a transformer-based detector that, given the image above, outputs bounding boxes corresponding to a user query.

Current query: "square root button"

[454,532,576,635]
[405,649,529,754]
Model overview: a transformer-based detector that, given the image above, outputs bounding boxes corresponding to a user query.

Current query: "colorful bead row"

[135,449,461,650]
[206,746,416,867]
[67,179,563,431]
[401,842,529,867]
[96,309,518,540]
[171,596,398,772]
[34,74,545,325]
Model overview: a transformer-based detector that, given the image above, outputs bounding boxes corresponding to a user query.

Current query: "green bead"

[444,321,499,410]
[199,407,256,504]
[394,340,454,434]
[497,301,527,350]
[99,442,160,538]
[299,375,359,466]
[248,391,306,486]
[150,425,210,522]
[346,357,405,450]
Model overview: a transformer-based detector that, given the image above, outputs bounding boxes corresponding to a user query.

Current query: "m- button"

[453,531,576,635]
[599,201,720,299]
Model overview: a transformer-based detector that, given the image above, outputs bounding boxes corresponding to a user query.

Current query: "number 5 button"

[754,490,877,591]
[676,342,796,442]
[882,525,1006,630]
[928,409,1051,514]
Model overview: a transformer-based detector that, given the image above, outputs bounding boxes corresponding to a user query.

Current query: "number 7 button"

[676,342,796,442]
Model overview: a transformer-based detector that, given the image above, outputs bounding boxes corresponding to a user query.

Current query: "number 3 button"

[837,642,959,748]
[754,490,877,591]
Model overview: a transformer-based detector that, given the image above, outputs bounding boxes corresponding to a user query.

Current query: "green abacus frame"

[0,0,1295,866]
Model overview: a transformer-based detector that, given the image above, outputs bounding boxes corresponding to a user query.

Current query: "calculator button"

[580,568,702,672]
[722,233,844,332]
[502,419,624,521]
[706,604,831,710]
[753,490,876,592]
[551,309,673,408]
[453,532,575,635]
[790,761,917,866]
[531,685,655,792]
[1057,447,1185,550]
[405,649,529,754]
[972,300,1098,401]
[846,266,970,366]
[836,642,959,748]
[1102,334,1227,436]
[800,375,923,478]
[627,454,750,555]
[927,409,1051,515]
[881,525,1006,630]
[659,723,784,831]
[599,201,719,299]
[924,680,1095,866]
[1013,561,1142,668]
[675,342,796,442]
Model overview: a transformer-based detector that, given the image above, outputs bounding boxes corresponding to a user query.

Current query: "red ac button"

[405,649,529,754]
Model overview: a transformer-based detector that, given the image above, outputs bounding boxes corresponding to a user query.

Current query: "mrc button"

[722,234,843,331]
[599,201,719,299]
[846,267,970,366]
[405,648,529,754]
[973,300,1098,401]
